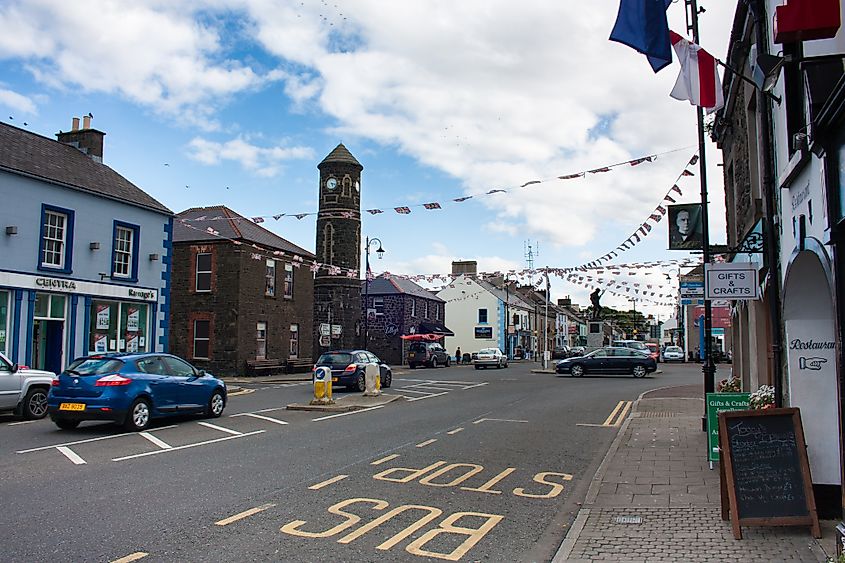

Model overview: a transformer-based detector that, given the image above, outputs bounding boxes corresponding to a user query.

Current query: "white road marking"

[371,454,400,465]
[406,392,449,402]
[233,413,289,425]
[139,432,172,450]
[416,439,437,448]
[400,379,479,385]
[392,388,436,395]
[447,427,464,435]
[16,425,178,453]
[56,446,86,465]
[308,474,348,490]
[111,552,148,563]
[112,431,265,462]
[8,420,40,426]
[215,503,276,526]
[311,405,384,421]
[472,418,528,425]
[197,421,243,435]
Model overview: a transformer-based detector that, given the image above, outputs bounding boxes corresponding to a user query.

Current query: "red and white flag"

[669,31,724,112]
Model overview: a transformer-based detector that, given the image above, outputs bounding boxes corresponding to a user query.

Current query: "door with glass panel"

[32,293,65,374]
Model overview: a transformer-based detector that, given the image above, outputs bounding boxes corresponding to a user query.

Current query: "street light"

[363,236,385,350]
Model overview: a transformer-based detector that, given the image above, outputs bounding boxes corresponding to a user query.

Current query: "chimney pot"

[72,117,80,131]
[82,115,91,129]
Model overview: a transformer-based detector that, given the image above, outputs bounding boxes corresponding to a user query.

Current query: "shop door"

[32,319,64,374]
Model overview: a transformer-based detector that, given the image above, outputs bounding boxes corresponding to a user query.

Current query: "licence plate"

[332,377,338,383]
[59,403,86,412]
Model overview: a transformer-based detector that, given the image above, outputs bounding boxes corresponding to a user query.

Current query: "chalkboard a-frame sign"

[718,407,821,540]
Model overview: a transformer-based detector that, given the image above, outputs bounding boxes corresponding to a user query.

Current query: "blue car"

[47,353,227,431]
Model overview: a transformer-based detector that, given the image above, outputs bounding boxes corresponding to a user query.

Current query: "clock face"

[326,177,337,190]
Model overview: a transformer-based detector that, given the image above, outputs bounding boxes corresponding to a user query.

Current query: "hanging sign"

[705,263,759,300]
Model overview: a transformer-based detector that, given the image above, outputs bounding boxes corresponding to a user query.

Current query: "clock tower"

[314,144,363,353]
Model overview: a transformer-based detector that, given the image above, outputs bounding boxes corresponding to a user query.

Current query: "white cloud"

[0,86,36,114]
[186,136,314,177]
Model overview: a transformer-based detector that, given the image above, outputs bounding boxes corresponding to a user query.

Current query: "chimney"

[56,115,105,163]
[558,297,572,307]
[451,260,477,277]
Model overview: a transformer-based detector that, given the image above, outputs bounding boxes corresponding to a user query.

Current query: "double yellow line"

[601,400,632,427]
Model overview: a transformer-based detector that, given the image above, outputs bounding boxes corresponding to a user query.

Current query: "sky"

[0,0,736,320]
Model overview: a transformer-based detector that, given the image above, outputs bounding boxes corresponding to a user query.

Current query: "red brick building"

[170,206,314,376]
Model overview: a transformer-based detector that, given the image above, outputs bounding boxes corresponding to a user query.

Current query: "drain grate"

[637,411,677,418]
[615,515,643,524]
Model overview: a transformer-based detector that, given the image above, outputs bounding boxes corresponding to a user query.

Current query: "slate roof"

[363,275,444,302]
[475,278,534,309]
[174,205,315,258]
[318,143,362,168]
[0,122,171,215]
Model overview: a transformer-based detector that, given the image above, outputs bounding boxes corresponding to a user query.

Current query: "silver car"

[0,352,55,419]
[473,348,508,369]
[663,346,685,362]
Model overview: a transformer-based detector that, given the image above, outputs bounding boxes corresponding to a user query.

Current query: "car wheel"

[52,417,80,430]
[22,387,49,420]
[475,365,481,370]
[571,364,585,377]
[207,389,225,418]
[382,372,392,388]
[430,357,438,369]
[632,365,647,378]
[355,372,366,392]
[409,363,417,369]
[445,357,451,367]
[124,398,152,432]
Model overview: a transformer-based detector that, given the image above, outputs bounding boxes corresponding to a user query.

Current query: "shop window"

[478,308,488,323]
[289,324,299,357]
[111,221,140,280]
[265,259,276,297]
[410,299,416,317]
[89,300,149,354]
[284,263,294,298]
[256,322,267,359]
[373,297,384,316]
[196,253,212,292]
[0,290,8,354]
[193,319,210,359]
[39,204,74,273]
[34,293,65,319]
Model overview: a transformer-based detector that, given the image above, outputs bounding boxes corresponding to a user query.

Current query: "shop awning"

[416,320,455,337]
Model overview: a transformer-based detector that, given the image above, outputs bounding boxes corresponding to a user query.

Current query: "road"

[0,361,710,562]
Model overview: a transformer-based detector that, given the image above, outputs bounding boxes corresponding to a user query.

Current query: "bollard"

[363,363,381,397]
[310,366,335,405]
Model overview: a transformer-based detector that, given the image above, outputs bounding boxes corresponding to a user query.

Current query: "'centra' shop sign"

[35,277,77,290]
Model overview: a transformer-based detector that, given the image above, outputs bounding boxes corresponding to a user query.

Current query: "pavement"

[553,383,835,562]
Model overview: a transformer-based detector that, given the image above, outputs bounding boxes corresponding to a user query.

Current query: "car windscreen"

[317,353,353,365]
[627,342,647,350]
[478,348,496,354]
[666,346,682,353]
[66,357,125,375]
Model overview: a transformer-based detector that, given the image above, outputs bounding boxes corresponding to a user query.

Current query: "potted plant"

[749,385,775,410]
[717,375,741,393]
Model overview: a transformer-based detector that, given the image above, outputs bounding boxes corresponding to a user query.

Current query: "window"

[322,223,335,265]
[478,308,488,323]
[136,356,166,375]
[256,322,267,359]
[423,301,428,318]
[163,356,196,377]
[0,290,8,354]
[265,259,276,297]
[39,205,74,272]
[409,299,416,317]
[193,319,210,359]
[284,263,294,298]
[374,297,384,316]
[196,253,212,292]
[289,324,299,357]
[111,222,139,280]
[433,303,440,320]
[89,301,149,353]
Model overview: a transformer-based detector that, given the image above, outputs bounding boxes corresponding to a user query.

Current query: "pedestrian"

[455,347,462,365]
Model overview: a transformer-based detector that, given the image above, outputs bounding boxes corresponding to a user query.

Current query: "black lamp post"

[363,236,385,349]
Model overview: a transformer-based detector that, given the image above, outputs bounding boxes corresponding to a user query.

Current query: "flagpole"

[686,0,716,430]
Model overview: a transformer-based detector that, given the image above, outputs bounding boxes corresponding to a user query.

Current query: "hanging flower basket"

[749,385,776,410]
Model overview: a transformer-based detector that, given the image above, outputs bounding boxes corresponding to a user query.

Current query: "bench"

[245,359,286,376]
[286,358,313,374]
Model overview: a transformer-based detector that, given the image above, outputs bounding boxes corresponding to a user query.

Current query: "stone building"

[362,274,451,365]
[313,144,363,353]
[170,205,314,376]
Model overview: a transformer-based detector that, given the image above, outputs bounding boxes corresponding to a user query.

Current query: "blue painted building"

[0,118,172,373]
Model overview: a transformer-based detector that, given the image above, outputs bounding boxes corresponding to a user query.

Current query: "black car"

[407,342,451,369]
[314,350,392,391]
[555,347,657,378]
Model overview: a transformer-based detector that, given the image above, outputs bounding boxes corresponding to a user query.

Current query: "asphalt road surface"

[0,360,714,562]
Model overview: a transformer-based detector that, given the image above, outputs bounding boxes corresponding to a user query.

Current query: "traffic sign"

[319,323,330,336]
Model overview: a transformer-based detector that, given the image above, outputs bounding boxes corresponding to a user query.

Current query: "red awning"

[400,333,444,341]
[775,0,841,43]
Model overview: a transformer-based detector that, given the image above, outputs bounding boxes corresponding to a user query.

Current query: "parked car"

[314,350,392,391]
[662,346,685,362]
[644,343,660,363]
[612,340,650,354]
[473,348,508,369]
[555,346,657,378]
[408,342,451,369]
[552,346,571,360]
[0,352,54,419]
[570,346,586,357]
[47,353,227,431]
